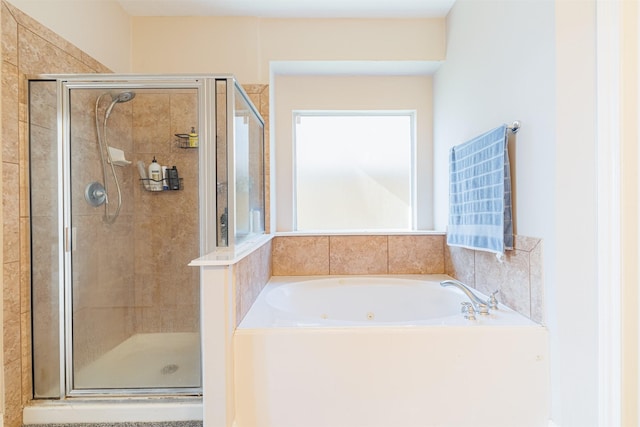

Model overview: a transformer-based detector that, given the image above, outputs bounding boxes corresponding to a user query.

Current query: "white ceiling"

[116,0,456,18]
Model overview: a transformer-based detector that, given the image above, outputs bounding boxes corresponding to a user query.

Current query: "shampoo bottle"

[189,127,198,148]
[168,166,180,190]
[161,165,169,190]
[148,156,163,191]
[137,160,150,190]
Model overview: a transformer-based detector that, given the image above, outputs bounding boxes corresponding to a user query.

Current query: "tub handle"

[477,303,490,315]
[461,302,476,320]
[488,290,500,310]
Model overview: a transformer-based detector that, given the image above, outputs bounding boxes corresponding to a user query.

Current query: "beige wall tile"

[19,217,30,313]
[81,51,112,73]
[20,311,32,405]
[475,249,531,317]
[4,358,21,427]
[19,119,29,217]
[3,262,20,365]
[2,60,19,164]
[445,235,544,322]
[235,240,272,326]
[329,235,388,275]
[3,162,19,263]
[17,26,93,75]
[272,236,329,276]
[514,235,540,252]
[444,244,475,286]
[388,235,444,274]
[530,240,544,324]
[1,3,17,65]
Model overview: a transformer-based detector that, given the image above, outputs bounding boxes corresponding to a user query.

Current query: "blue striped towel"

[447,124,513,256]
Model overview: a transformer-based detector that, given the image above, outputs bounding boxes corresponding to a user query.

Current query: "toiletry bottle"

[220,207,228,246]
[148,156,163,191]
[137,160,150,190]
[189,127,198,148]
[168,166,180,190]
[161,165,169,190]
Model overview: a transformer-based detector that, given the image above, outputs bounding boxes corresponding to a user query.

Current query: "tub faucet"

[440,279,498,315]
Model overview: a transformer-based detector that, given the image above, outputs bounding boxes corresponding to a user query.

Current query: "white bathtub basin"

[234,274,549,427]
[240,274,540,328]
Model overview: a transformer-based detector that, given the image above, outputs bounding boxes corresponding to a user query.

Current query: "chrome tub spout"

[440,279,497,315]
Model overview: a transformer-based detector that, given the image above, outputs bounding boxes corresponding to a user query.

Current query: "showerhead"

[104,91,136,119]
[111,91,136,103]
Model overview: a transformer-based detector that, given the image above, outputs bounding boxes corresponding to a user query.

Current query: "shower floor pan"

[75,332,201,389]
[24,332,202,424]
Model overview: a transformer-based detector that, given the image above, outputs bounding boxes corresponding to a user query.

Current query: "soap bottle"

[148,156,163,191]
[161,165,169,190]
[168,165,180,190]
[189,127,198,148]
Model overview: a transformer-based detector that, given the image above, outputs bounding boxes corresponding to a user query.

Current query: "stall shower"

[28,75,265,402]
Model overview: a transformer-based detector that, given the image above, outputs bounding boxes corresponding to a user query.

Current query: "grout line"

[327,235,332,275]
[386,235,389,274]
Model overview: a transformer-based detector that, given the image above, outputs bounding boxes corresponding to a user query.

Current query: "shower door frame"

[51,74,221,398]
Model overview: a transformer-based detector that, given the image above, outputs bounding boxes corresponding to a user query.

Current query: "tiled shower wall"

[270,234,544,324]
[130,90,200,335]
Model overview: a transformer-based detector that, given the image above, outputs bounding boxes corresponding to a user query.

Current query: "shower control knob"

[84,181,107,207]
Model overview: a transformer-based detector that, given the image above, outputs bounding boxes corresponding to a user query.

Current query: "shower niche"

[28,75,265,398]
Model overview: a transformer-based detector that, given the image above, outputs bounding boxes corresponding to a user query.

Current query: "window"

[273,74,433,231]
[294,111,414,231]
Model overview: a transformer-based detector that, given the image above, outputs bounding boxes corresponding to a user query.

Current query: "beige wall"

[131,17,446,82]
[6,0,132,72]
[273,74,434,232]
[619,1,639,424]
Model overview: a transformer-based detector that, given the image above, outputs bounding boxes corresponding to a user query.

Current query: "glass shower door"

[65,82,202,394]
[31,78,205,398]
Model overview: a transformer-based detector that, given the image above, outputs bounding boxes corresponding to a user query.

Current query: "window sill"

[274,230,446,237]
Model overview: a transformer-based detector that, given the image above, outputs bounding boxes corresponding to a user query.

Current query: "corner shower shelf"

[175,133,198,149]
[140,178,183,192]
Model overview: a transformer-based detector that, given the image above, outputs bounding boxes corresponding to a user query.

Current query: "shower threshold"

[23,397,202,424]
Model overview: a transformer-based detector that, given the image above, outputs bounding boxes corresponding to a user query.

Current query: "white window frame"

[292,110,417,231]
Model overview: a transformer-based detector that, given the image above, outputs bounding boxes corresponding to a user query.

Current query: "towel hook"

[508,121,521,134]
